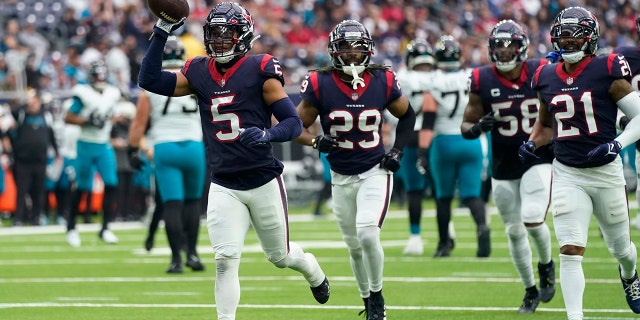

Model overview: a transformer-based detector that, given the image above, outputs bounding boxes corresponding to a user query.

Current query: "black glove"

[380,148,403,172]
[86,113,106,129]
[587,140,622,161]
[127,146,143,170]
[239,127,271,146]
[518,141,539,164]
[477,112,496,132]
[416,148,429,175]
[619,116,631,130]
[312,135,339,153]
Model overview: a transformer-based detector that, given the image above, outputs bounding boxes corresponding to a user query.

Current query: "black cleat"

[358,297,368,318]
[477,225,491,258]
[619,266,640,314]
[367,291,386,320]
[433,239,453,257]
[538,260,556,303]
[166,261,183,274]
[518,286,540,314]
[310,277,330,304]
[144,236,153,252]
[186,254,205,271]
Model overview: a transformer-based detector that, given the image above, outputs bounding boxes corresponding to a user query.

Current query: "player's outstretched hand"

[239,127,271,146]
[380,148,403,172]
[518,141,539,164]
[154,17,186,36]
[587,140,622,162]
[313,135,339,153]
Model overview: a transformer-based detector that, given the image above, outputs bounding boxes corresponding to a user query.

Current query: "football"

[147,0,190,24]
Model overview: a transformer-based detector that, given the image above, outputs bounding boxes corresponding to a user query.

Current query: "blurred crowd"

[1,0,640,104]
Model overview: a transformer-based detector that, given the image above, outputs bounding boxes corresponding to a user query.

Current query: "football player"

[395,38,437,256]
[461,20,555,313]
[520,6,640,318]
[294,19,415,320]
[129,36,206,274]
[427,35,490,258]
[138,2,329,318]
[64,59,120,247]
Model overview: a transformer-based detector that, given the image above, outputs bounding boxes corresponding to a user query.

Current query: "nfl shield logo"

[566,77,573,85]
[351,92,359,101]
[220,79,226,87]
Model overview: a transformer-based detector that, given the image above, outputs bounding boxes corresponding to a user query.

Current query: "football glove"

[477,112,495,132]
[587,140,622,162]
[416,148,429,175]
[545,49,564,63]
[312,135,339,153]
[518,141,539,164]
[86,113,106,129]
[127,146,143,170]
[380,148,403,172]
[239,127,271,146]
[154,17,186,37]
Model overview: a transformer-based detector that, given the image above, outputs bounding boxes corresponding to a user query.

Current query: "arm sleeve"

[138,27,177,96]
[392,106,416,150]
[266,97,303,142]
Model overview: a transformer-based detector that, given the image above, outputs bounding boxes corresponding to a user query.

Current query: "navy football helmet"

[328,19,374,73]
[550,6,599,62]
[434,35,462,69]
[405,38,435,70]
[203,2,258,63]
[488,20,529,71]
[163,36,186,68]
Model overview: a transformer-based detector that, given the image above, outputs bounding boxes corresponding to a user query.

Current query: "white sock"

[618,241,638,279]
[527,224,552,264]
[560,254,584,320]
[282,242,325,287]
[508,228,535,288]
[215,258,240,320]
[359,226,384,292]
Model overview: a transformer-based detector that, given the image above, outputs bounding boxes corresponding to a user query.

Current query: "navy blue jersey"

[532,54,632,168]
[301,68,403,175]
[469,59,553,180]
[182,54,285,190]
[614,46,640,91]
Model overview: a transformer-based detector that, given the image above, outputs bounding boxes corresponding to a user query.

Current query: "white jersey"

[396,69,432,131]
[71,84,121,143]
[426,68,471,136]
[146,91,202,145]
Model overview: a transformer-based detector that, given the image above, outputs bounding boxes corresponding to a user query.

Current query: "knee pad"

[505,223,527,241]
[493,184,517,214]
[357,226,380,251]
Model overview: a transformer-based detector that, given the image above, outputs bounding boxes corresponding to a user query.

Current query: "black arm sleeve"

[422,111,436,130]
[461,124,481,140]
[392,105,416,150]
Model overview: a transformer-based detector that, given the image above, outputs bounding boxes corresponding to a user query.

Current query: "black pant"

[13,162,46,225]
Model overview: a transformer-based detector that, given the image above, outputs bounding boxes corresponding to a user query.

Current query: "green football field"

[2,202,640,320]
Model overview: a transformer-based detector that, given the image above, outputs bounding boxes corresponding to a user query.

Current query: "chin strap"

[349,64,365,89]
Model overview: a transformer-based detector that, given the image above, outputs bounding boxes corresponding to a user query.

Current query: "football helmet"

[328,19,374,76]
[203,2,258,63]
[434,35,462,69]
[163,36,186,68]
[405,38,435,70]
[550,6,599,63]
[488,20,529,72]
[88,60,108,90]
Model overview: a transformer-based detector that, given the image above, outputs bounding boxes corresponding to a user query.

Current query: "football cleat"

[367,291,386,320]
[166,261,183,274]
[619,266,640,313]
[310,277,330,304]
[538,260,556,303]
[99,229,118,244]
[477,225,491,258]
[358,297,369,318]
[402,235,424,256]
[144,236,153,252]
[433,238,454,257]
[66,229,81,248]
[518,286,540,314]
[186,254,205,271]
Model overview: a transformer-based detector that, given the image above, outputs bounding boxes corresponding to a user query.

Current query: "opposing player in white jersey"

[129,36,206,273]
[462,20,555,313]
[428,35,490,258]
[395,39,436,255]
[64,59,121,247]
